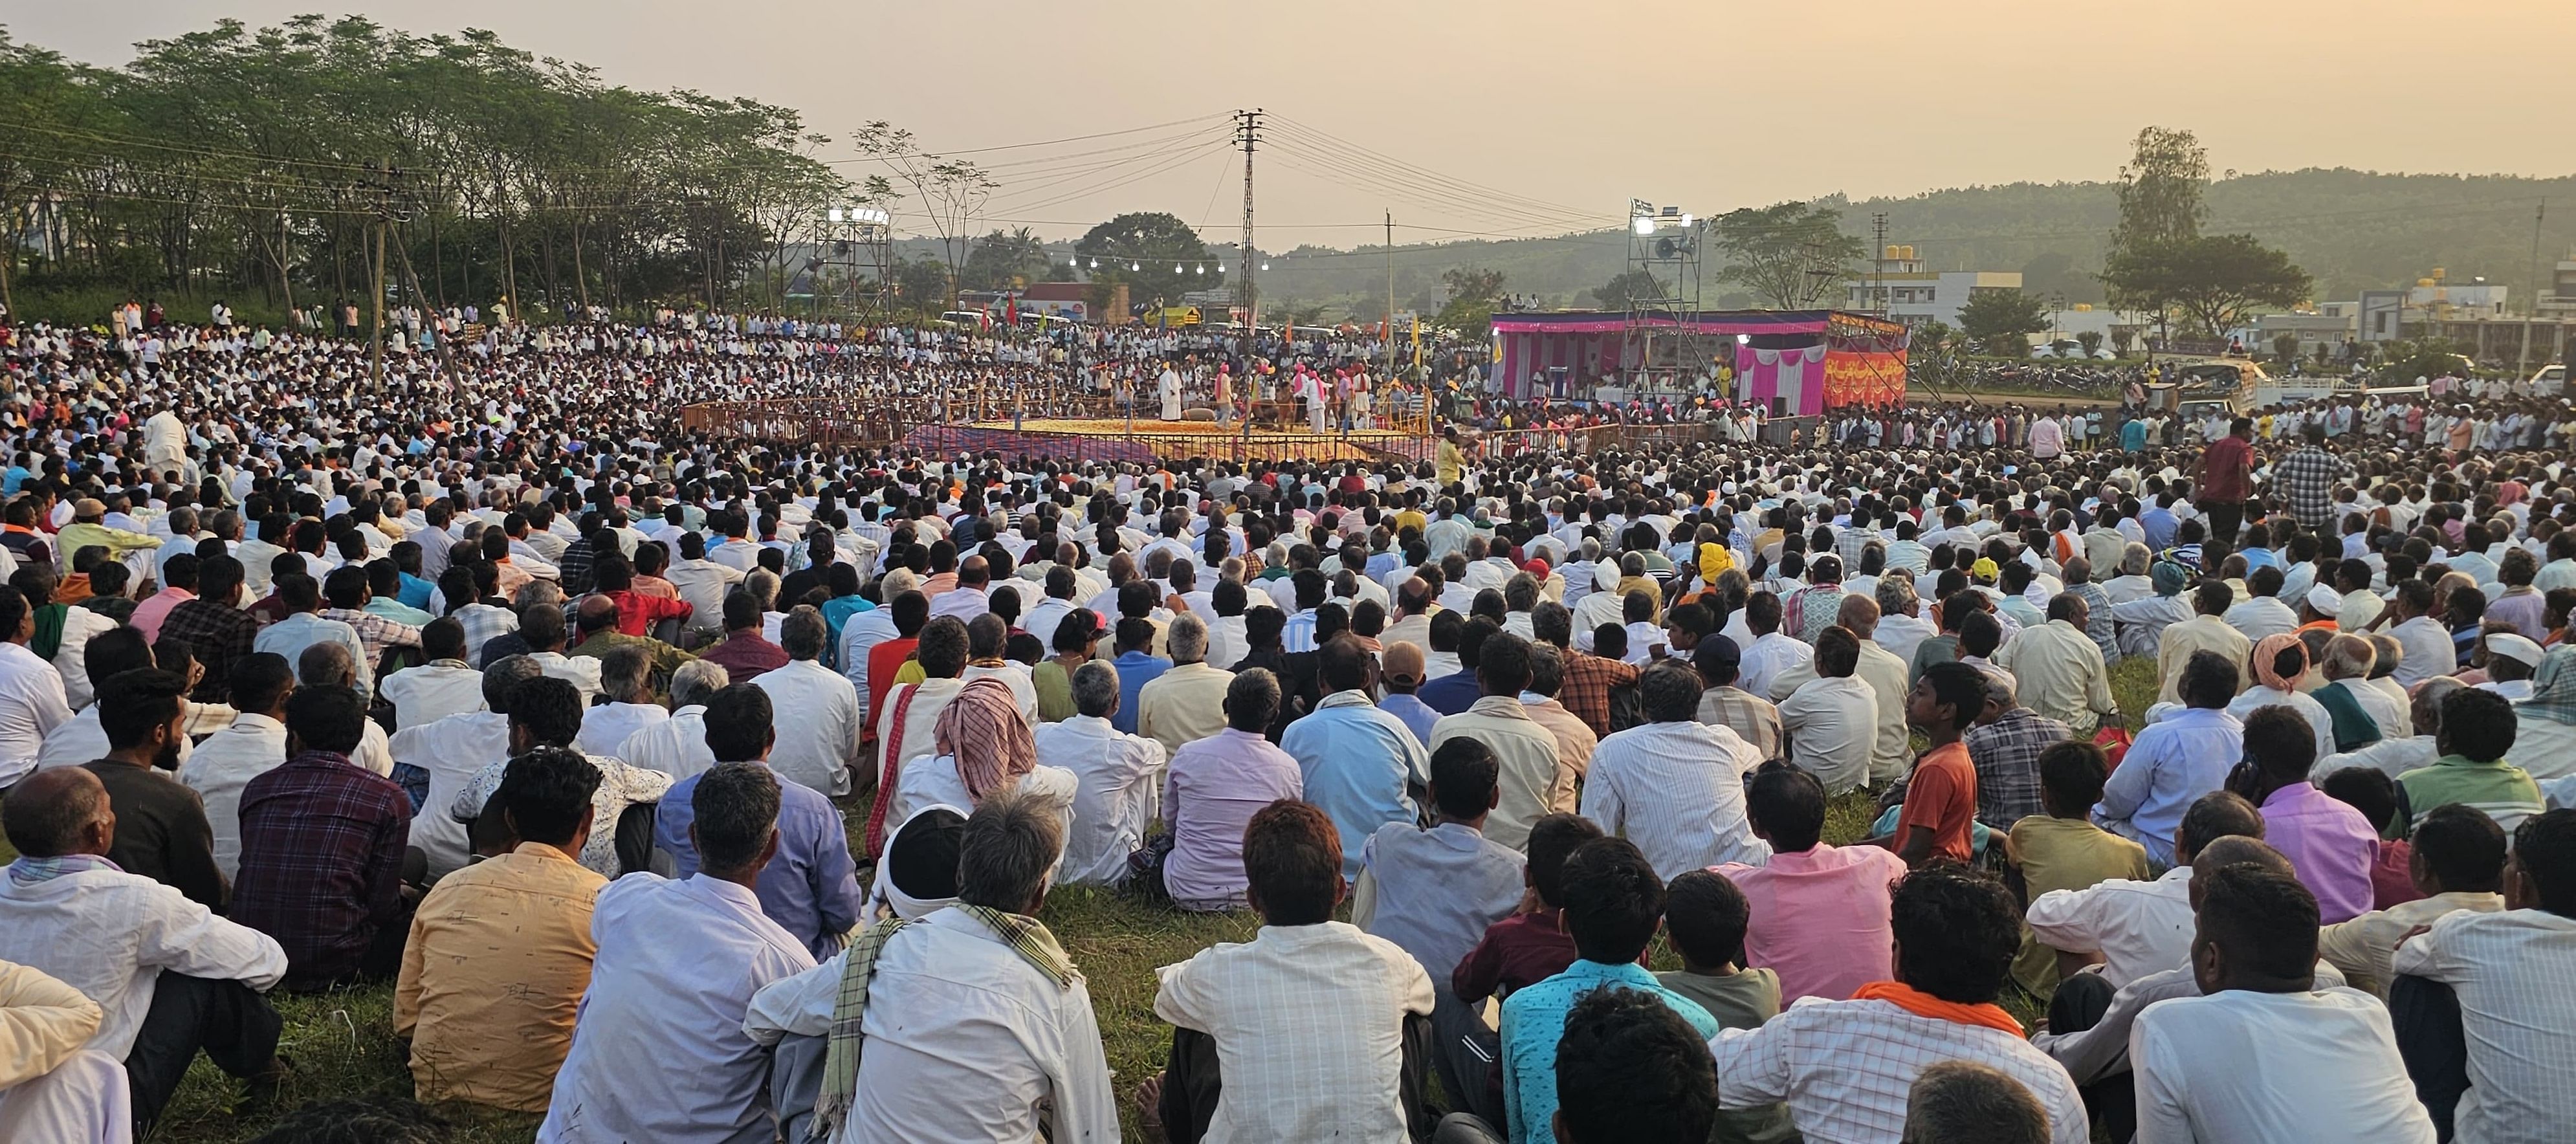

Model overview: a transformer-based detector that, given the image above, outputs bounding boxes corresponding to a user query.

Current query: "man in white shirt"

[375,617,486,731]
[2388,808,2576,1144]
[1033,662,1166,886]
[1736,593,1812,703]
[2029,791,2264,987]
[575,644,670,757]
[538,763,817,1144]
[173,652,296,880]
[665,534,746,638]
[753,608,863,798]
[1582,661,1770,879]
[1774,628,1880,795]
[618,661,731,782]
[2130,863,2437,1143]
[387,657,539,879]
[0,586,73,789]
[1711,863,2089,1143]
[1149,799,1436,1143]
[0,767,291,1134]
[837,569,918,732]
[745,790,1117,1144]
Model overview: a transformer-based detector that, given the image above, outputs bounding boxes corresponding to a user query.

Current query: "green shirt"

[2398,754,2545,833]
[1655,968,1798,1144]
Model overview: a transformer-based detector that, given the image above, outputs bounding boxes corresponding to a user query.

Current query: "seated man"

[540,762,817,1142]
[2390,808,2576,1143]
[2029,791,2265,988]
[387,654,539,879]
[451,676,673,877]
[2396,686,2546,835]
[2317,804,2505,998]
[177,653,296,881]
[1711,863,2089,1143]
[1151,800,1435,1143]
[0,957,126,1143]
[1490,837,1720,1143]
[1352,738,1525,1116]
[1152,669,1303,912]
[83,668,227,910]
[230,685,416,992]
[2003,741,2152,997]
[1582,659,1768,879]
[2132,863,2437,1142]
[573,644,668,756]
[1283,635,1428,877]
[1904,1061,2053,1144]
[376,616,485,731]
[1654,871,1796,1144]
[1031,660,1165,886]
[613,659,732,781]
[1720,762,1908,1004]
[745,790,1116,1144]
[0,768,288,1135]
[2238,705,2381,925]
[395,747,608,1112]
[2032,836,2344,1143]
[654,685,863,960]
[1548,986,1726,1144]
[1449,813,1606,1124]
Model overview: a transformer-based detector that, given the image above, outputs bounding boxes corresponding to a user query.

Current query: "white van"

[2531,364,2566,397]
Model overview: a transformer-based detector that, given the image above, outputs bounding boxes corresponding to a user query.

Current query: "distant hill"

[1248,168,2576,321]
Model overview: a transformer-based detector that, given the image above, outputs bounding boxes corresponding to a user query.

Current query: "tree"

[1914,320,1952,355]
[1073,212,1213,309]
[851,120,994,298]
[2110,327,2138,357]
[2100,234,2311,338]
[1712,202,1865,309]
[1957,288,2050,357]
[1591,269,1664,309]
[2077,330,2104,358]
[2111,126,2208,254]
[960,226,1050,292]
[2272,332,2300,363]
[892,258,952,314]
[1433,265,1506,339]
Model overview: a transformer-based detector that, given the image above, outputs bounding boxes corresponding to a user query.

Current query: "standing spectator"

[2192,417,2255,545]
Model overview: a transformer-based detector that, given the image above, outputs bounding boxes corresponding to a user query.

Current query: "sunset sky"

[10,0,2569,247]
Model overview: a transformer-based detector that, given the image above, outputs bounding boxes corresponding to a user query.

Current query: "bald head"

[1836,593,1881,640]
[0,767,113,858]
[577,593,620,634]
[298,640,357,688]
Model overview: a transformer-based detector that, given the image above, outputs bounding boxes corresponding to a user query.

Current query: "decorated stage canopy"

[1488,309,1908,413]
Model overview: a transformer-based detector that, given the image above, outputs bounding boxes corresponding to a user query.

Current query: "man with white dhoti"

[1158,366,1183,421]
[141,406,191,484]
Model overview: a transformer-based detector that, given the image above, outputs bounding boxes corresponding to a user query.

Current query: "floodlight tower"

[1623,200,1708,393]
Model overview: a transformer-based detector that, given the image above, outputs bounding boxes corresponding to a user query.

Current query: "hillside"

[1249,168,2576,320]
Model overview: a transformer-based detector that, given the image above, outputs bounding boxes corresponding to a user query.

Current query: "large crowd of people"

[0,309,2570,1144]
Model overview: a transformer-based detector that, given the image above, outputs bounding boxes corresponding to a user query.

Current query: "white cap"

[2487,632,2545,668]
[2306,584,2344,617]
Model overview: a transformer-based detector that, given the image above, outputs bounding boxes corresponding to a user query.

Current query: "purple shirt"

[1161,727,1304,910]
[2260,782,2381,925]
[1378,692,1441,748]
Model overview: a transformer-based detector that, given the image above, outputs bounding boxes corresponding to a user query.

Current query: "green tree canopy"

[1074,212,1214,311]
[961,227,1051,292]
[1712,202,1865,309]
[2100,234,2312,337]
[1957,288,2051,356]
[1591,269,1665,309]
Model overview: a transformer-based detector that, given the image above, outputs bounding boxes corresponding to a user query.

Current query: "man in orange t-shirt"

[1880,660,1987,866]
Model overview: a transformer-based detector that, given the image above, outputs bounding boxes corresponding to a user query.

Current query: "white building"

[1844,247,2021,328]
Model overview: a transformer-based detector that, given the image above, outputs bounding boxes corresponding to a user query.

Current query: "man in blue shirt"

[1495,836,1720,1143]
[1284,637,1431,875]
[1109,617,1170,735]
[654,683,863,960]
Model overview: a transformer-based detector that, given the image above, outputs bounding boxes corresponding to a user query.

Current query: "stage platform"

[902,417,1433,464]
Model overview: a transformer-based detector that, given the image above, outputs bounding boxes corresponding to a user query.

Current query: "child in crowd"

[1655,870,1797,1144]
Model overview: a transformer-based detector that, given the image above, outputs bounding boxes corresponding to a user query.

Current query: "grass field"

[4,657,2160,1141]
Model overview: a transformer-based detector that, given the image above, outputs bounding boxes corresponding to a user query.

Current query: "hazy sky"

[9,1,2570,248]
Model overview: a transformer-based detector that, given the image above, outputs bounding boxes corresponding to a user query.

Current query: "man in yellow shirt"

[395,746,608,1112]
[1436,426,1468,488]
[54,498,157,575]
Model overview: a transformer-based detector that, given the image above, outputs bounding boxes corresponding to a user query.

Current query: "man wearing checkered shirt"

[2269,423,2355,531]
[1710,864,2088,1143]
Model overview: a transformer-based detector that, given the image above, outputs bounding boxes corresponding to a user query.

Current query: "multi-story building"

[1843,247,2021,329]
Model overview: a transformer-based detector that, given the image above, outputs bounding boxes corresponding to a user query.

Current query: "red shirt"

[2200,434,2254,502]
[600,588,691,636]
[864,637,919,738]
[1897,741,1979,864]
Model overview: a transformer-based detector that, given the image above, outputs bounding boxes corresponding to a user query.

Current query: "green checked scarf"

[809,905,1077,1139]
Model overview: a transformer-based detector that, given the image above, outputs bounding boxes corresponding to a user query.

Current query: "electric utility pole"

[1235,109,1261,360]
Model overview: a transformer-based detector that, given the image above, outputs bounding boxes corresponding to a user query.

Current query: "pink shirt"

[131,586,195,644]
[2260,782,2381,925]
[1715,842,1909,1004]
